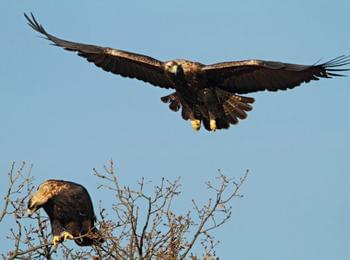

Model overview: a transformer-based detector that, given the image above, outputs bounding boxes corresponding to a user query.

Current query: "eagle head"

[27,180,59,215]
[165,61,184,77]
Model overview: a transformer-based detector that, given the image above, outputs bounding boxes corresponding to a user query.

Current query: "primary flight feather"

[25,13,349,131]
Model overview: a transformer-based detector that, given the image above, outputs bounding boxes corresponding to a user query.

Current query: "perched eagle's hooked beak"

[27,197,38,216]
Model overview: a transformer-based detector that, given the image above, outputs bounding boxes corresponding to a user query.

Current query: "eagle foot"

[191,120,201,131]
[210,120,217,131]
[52,235,61,248]
[61,231,74,241]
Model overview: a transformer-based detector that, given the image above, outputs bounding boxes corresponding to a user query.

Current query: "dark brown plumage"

[27,180,103,247]
[25,13,349,131]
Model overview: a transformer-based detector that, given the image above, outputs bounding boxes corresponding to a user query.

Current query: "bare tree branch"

[3,161,249,259]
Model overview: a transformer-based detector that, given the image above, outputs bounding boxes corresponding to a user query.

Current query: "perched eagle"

[27,180,103,247]
[25,13,349,132]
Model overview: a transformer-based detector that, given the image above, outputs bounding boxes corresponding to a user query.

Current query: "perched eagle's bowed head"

[28,180,103,247]
[25,13,349,131]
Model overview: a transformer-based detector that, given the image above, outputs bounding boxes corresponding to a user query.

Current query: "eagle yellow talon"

[191,120,201,131]
[210,120,217,131]
[52,235,61,248]
[61,231,74,241]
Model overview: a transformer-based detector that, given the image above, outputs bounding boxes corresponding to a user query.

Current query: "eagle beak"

[167,64,183,77]
[27,198,37,216]
[168,65,178,74]
[27,208,35,216]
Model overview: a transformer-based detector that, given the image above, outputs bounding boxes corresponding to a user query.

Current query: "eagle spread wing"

[25,13,173,89]
[203,57,350,94]
[25,13,349,131]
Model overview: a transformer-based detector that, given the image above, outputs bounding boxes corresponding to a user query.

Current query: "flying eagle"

[25,13,349,132]
[27,180,103,247]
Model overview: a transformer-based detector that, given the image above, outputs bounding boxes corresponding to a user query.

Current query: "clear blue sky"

[1,1,350,259]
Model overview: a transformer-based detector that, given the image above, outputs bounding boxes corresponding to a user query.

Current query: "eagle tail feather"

[216,116,230,129]
[216,89,255,125]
